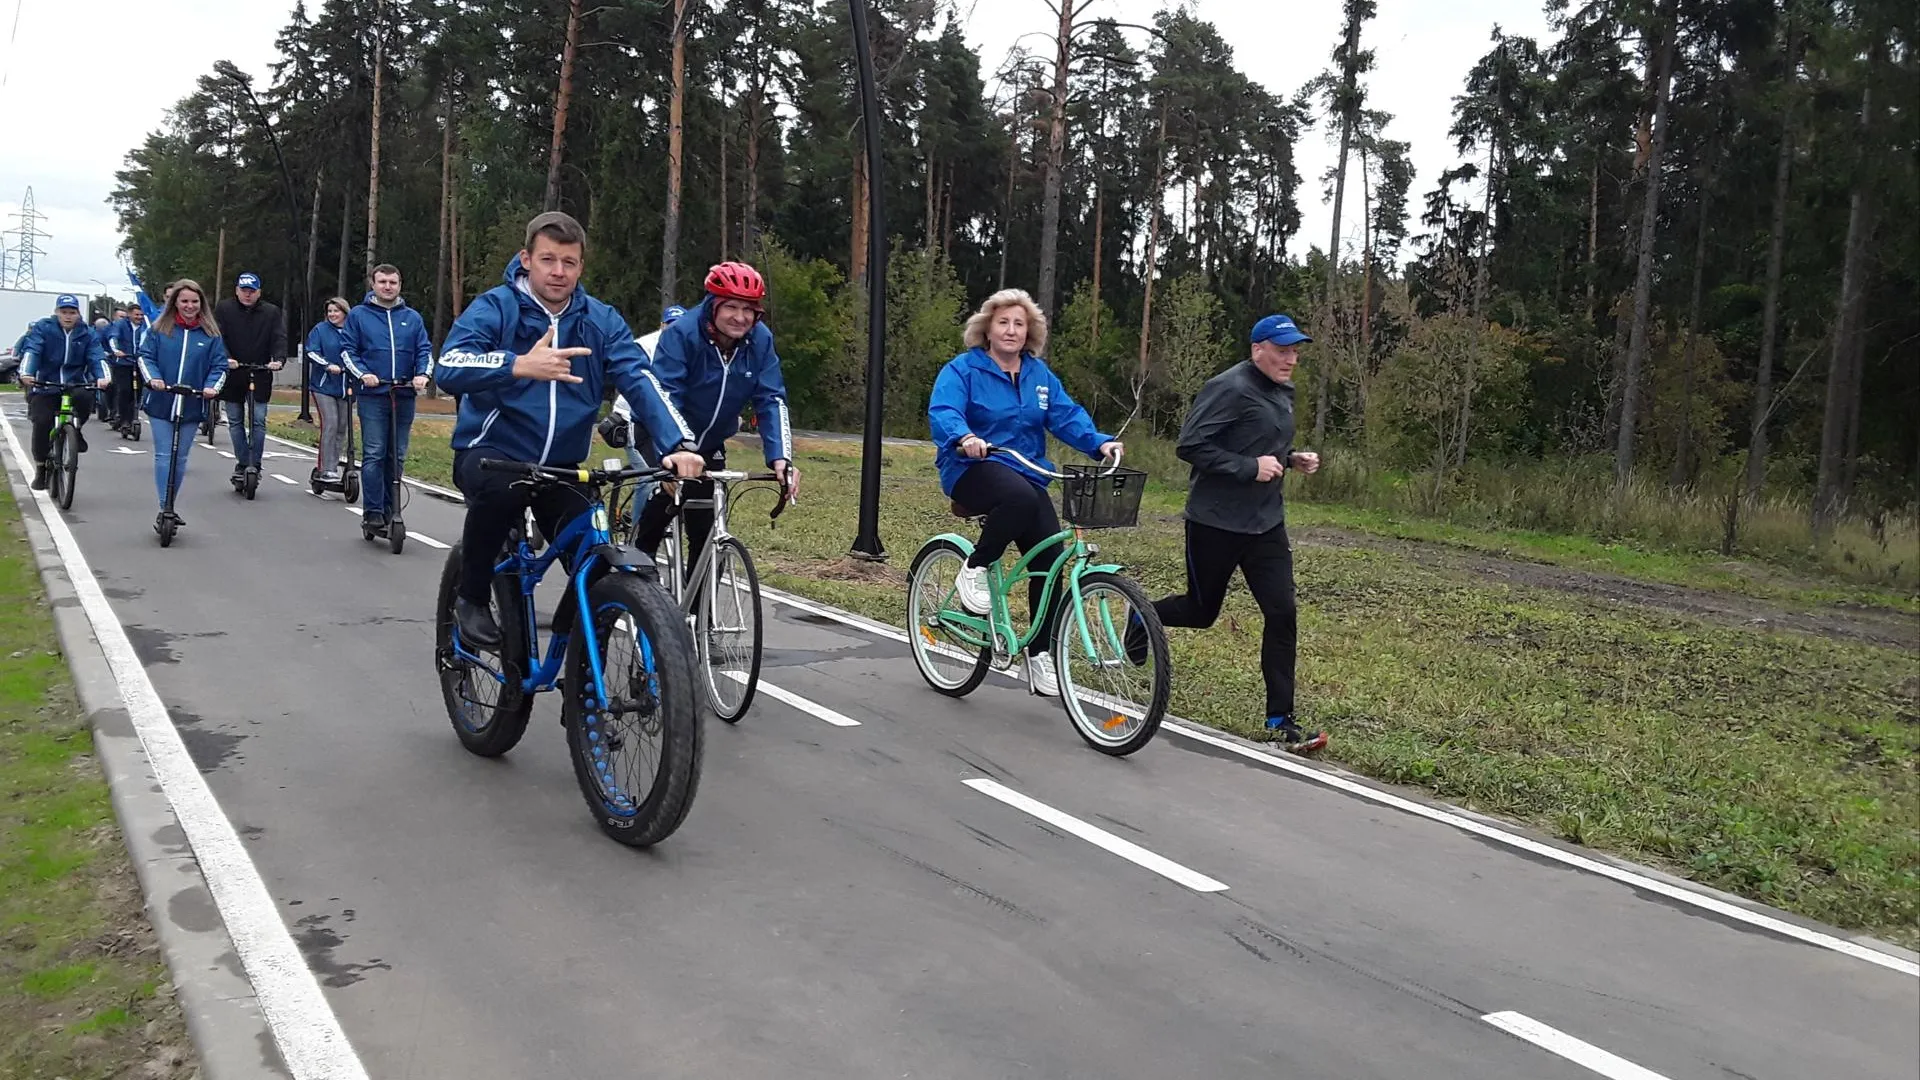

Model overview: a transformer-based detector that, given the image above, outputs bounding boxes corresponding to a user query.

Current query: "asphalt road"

[12,404,1918,1080]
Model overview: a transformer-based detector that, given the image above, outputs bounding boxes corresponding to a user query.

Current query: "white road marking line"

[338,505,445,548]
[962,778,1228,893]
[271,473,297,485]
[724,671,859,726]
[109,446,146,455]
[262,431,463,501]
[763,586,1920,978]
[1481,1012,1671,1080]
[0,414,370,1079]
[216,449,234,458]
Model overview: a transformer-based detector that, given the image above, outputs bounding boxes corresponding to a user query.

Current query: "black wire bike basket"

[1059,464,1148,529]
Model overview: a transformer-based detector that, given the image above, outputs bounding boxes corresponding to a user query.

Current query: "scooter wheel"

[310,468,324,496]
[389,518,406,555]
[130,424,141,442]
[157,516,176,548]
[343,473,360,504]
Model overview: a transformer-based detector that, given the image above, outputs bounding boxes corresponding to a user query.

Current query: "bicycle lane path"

[20,414,1918,1080]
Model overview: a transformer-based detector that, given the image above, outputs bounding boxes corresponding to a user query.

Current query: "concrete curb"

[3,449,291,1078]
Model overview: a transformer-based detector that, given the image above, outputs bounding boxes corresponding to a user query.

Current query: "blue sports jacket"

[305,320,353,398]
[628,297,792,464]
[20,317,107,395]
[927,347,1112,495]
[341,294,433,394]
[108,316,147,367]
[437,257,655,466]
[136,324,228,424]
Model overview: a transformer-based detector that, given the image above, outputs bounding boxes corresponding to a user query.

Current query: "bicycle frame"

[925,527,1127,661]
[448,490,650,715]
[658,471,745,615]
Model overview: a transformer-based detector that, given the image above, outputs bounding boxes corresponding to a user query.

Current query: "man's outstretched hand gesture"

[513,327,588,383]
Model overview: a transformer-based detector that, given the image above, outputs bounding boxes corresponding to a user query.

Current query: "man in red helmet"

[627,261,797,573]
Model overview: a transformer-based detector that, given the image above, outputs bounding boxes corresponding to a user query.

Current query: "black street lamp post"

[217,62,314,423]
[847,0,888,561]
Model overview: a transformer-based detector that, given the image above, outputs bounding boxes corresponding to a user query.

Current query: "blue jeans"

[358,393,416,517]
[225,398,268,467]
[150,417,197,508]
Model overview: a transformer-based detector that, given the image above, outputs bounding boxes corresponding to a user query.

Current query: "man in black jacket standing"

[1128,314,1328,754]
[214,272,287,480]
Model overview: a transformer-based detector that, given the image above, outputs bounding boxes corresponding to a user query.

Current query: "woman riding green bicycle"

[927,289,1119,697]
[916,290,1171,755]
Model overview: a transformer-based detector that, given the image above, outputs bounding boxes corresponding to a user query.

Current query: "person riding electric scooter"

[340,264,432,541]
[136,280,227,545]
[305,297,360,501]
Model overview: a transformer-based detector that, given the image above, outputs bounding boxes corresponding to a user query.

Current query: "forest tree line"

[110,0,1918,534]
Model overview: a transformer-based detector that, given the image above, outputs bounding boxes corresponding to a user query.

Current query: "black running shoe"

[1261,716,1328,755]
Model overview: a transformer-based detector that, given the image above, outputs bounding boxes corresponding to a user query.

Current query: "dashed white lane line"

[761,587,1920,978]
[337,506,449,549]
[1481,1012,1671,1080]
[0,413,369,1078]
[962,778,1228,893]
[726,672,859,726]
[271,473,298,485]
[216,449,234,458]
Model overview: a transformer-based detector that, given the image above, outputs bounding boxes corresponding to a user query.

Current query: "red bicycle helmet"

[704,261,767,307]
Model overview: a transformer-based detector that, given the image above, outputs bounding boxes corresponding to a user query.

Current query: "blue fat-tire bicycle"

[434,457,704,848]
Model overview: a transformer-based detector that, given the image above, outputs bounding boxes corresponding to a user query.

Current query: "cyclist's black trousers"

[452,449,593,607]
[952,460,1064,653]
[111,366,137,423]
[27,389,93,463]
[631,479,714,583]
[1151,519,1297,719]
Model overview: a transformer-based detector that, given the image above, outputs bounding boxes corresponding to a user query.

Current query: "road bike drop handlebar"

[981,444,1125,480]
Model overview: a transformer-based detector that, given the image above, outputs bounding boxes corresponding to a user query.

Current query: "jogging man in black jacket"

[1128,314,1328,754]
[213,272,286,477]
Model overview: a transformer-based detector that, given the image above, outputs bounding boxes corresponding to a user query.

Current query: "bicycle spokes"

[580,609,665,817]
[1055,577,1161,749]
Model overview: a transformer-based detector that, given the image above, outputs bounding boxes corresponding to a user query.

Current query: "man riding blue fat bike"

[433,214,794,653]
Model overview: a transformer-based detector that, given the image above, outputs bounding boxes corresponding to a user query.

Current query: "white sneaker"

[954,565,991,615]
[1026,653,1060,697]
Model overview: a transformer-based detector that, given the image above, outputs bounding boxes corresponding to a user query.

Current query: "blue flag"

[125,268,161,322]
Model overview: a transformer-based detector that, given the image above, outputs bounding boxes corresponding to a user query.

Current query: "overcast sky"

[0,0,1552,304]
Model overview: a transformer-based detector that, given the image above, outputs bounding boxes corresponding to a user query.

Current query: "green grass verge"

[268,418,1920,946]
[0,486,194,1077]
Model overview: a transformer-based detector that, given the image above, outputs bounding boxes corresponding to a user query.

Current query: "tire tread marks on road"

[833,819,1046,925]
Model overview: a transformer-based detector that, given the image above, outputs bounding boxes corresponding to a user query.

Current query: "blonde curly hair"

[962,288,1048,357]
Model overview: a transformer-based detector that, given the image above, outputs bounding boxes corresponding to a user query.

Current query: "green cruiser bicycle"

[906,446,1172,756]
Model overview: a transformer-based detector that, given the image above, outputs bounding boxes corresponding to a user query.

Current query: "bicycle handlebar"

[478,458,672,486]
[984,444,1124,479]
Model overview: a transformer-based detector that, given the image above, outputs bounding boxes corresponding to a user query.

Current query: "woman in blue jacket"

[136,281,228,527]
[305,297,355,482]
[926,288,1121,697]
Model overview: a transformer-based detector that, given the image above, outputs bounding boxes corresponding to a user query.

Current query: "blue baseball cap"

[1251,314,1311,346]
[663,305,687,322]
[236,272,261,290]
[55,293,80,310]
